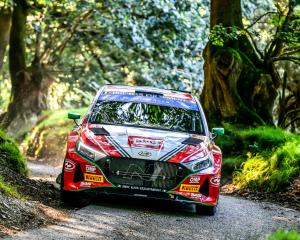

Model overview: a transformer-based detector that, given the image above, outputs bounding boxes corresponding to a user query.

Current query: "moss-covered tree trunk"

[0,9,11,70]
[1,0,53,138]
[201,0,278,126]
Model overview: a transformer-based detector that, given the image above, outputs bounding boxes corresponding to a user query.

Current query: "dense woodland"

[0,0,298,135]
[0,0,299,237]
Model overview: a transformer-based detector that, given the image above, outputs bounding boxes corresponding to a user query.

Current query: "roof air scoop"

[182,137,203,146]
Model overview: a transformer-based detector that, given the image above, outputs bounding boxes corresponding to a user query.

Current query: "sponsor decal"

[179,184,200,193]
[68,148,76,153]
[189,176,201,184]
[116,163,167,181]
[128,136,164,150]
[85,165,97,173]
[213,153,221,163]
[138,151,152,157]
[119,185,165,192]
[210,175,221,187]
[89,124,104,128]
[190,193,203,200]
[64,159,75,172]
[80,182,92,187]
[84,173,104,183]
[169,194,175,199]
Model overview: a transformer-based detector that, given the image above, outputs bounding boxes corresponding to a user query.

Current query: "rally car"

[61,85,224,215]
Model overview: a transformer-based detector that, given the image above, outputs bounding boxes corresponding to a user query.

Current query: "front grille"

[99,158,187,190]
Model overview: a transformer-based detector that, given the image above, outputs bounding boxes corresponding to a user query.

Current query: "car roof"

[102,85,195,102]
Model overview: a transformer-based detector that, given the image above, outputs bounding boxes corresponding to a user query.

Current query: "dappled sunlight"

[11,196,300,239]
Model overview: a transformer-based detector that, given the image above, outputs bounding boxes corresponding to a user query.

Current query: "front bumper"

[63,152,220,206]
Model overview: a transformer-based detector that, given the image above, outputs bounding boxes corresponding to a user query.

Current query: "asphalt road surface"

[7,194,300,240]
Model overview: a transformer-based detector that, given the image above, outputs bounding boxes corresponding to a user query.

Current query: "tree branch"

[48,10,93,65]
[245,11,277,30]
[265,0,295,60]
[284,117,300,129]
[243,29,264,60]
[280,108,300,127]
[281,47,300,56]
[270,56,300,63]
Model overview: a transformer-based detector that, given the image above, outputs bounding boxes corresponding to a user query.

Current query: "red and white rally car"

[61,85,224,215]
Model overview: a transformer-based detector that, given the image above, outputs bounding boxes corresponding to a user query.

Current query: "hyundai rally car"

[61,85,224,215]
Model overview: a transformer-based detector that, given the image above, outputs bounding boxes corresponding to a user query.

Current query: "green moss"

[232,133,300,192]
[0,130,27,175]
[215,124,300,192]
[0,130,9,142]
[216,125,294,156]
[0,176,21,198]
[267,230,300,240]
[239,127,294,150]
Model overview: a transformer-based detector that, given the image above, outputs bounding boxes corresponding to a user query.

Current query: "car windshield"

[89,101,204,134]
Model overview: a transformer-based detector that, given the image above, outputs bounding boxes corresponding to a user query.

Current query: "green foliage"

[267,230,300,240]
[0,176,21,198]
[22,0,210,103]
[279,18,300,47]
[0,0,14,10]
[216,125,300,192]
[222,156,246,175]
[216,125,294,156]
[0,130,27,175]
[238,127,294,151]
[232,130,300,192]
[210,25,244,47]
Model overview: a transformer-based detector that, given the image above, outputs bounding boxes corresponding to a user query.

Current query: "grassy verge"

[267,230,300,240]
[216,125,300,192]
[0,176,21,198]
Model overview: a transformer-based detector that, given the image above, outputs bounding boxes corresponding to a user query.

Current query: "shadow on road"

[91,194,198,217]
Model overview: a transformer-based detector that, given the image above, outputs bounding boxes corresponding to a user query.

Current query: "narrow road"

[7,162,300,240]
[27,161,61,183]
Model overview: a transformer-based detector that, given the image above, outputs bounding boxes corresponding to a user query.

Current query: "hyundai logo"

[138,151,152,157]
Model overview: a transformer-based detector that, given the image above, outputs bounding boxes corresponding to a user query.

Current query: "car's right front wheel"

[60,173,90,207]
[195,204,216,216]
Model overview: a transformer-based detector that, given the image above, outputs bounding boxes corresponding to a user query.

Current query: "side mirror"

[212,128,224,137]
[68,112,81,127]
[68,112,81,120]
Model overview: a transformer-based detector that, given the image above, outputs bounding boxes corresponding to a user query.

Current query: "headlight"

[183,157,213,172]
[76,141,106,161]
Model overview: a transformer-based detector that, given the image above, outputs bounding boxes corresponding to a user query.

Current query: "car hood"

[82,124,210,163]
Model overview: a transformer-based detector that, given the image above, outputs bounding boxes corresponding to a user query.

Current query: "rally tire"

[195,204,216,216]
[60,173,90,207]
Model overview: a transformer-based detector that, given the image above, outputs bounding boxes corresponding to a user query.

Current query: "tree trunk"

[201,0,277,126]
[1,0,53,139]
[0,9,11,70]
